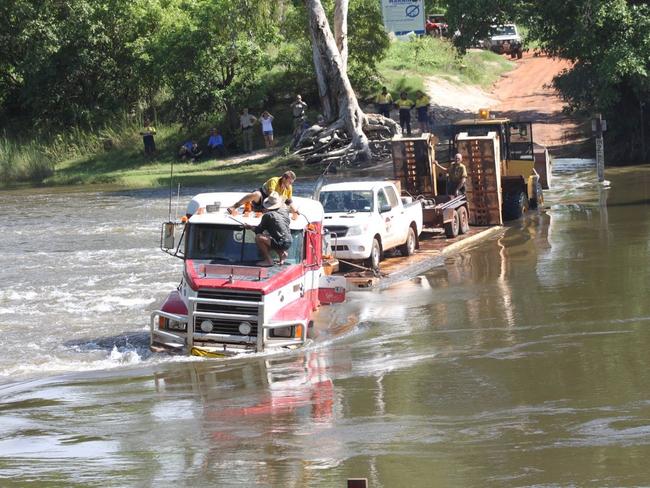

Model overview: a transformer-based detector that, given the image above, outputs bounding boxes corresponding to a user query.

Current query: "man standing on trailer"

[435,153,467,196]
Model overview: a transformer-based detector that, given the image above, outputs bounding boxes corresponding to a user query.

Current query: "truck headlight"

[200,320,214,332]
[346,224,368,237]
[239,321,252,335]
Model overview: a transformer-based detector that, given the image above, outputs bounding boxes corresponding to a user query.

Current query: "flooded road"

[2,167,650,486]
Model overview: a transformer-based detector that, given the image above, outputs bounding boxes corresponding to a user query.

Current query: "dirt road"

[491,52,588,157]
[426,52,589,157]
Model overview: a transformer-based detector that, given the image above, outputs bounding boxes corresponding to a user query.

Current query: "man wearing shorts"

[243,192,293,266]
[228,170,299,215]
[260,111,274,148]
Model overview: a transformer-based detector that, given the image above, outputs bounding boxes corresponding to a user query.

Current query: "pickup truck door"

[384,185,407,248]
[377,187,399,248]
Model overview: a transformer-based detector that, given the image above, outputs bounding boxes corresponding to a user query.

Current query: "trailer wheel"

[502,190,529,221]
[458,206,470,234]
[530,182,544,209]
[365,237,382,271]
[399,225,417,256]
[444,210,460,238]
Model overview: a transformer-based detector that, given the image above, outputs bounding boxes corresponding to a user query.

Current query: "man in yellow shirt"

[375,86,393,118]
[228,170,299,215]
[395,91,415,136]
[415,90,431,133]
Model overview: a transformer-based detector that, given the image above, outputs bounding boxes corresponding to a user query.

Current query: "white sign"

[381,0,425,36]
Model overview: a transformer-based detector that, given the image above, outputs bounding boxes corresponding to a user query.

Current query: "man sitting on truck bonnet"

[228,171,299,215]
[435,153,467,196]
[242,192,292,267]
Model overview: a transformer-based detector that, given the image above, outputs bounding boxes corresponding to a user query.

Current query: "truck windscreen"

[319,190,373,213]
[186,224,303,264]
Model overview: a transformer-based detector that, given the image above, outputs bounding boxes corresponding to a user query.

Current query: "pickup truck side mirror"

[379,204,392,214]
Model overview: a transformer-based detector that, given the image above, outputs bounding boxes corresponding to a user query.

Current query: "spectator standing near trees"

[140,120,156,156]
[260,111,275,148]
[207,128,226,157]
[375,86,393,118]
[395,92,414,136]
[290,95,307,129]
[240,108,257,153]
[415,90,431,133]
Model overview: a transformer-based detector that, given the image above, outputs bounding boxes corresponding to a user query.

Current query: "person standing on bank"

[415,90,431,133]
[435,153,467,196]
[290,95,307,129]
[395,92,415,136]
[375,86,393,118]
[240,108,257,153]
[140,120,156,156]
[260,111,275,148]
[241,191,293,267]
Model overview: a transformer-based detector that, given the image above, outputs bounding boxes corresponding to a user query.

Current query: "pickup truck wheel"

[399,226,417,256]
[365,238,382,272]
[458,206,470,234]
[444,210,460,238]
[517,48,523,59]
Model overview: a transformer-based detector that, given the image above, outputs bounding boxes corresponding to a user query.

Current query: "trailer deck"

[335,225,505,290]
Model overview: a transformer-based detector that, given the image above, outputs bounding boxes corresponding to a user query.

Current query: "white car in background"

[319,181,423,271]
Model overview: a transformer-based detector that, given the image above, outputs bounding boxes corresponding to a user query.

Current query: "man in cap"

[435,153,467,196]
[228,170,299,215]
[290,94,308,129]
[243,191,292,267]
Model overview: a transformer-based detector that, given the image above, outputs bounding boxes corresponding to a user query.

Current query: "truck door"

[379,186,400,248]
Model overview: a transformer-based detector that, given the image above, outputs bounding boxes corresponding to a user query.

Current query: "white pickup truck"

[318,181,423,270]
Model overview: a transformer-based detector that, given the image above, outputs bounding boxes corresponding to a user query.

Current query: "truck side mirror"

[379,204,392,213]
[162,222,175,249]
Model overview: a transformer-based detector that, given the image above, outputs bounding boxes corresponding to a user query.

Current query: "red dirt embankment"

[490,52,589,157]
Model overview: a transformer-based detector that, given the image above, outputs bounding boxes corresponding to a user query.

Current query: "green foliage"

[525,0,650,162]
[0,138,54,184]
[377,36,514,97]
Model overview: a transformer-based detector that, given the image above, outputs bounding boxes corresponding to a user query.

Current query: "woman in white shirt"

[260,111,274,148]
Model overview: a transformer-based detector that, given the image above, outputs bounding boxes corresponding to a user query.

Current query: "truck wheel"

[365,237,382,271]
[444,210,460,238]
[399,225,417,256]
[517,48,523,59]
[502,191,529,221]
[458,206,470,234]
[530,182,544,209]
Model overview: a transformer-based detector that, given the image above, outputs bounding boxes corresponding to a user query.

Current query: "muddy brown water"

[1,166,650,487]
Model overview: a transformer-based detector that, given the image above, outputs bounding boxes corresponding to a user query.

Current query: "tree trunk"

[306,0,370,160]
[311,39,335,122]
[333,0,349,71]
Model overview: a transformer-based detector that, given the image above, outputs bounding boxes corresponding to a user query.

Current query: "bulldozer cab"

[450,118,535,164]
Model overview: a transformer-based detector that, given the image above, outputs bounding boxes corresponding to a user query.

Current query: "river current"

[1,165,650,486]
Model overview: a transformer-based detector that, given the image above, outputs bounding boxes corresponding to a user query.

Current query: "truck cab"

[318,181,423,271]
[150,193,344,357]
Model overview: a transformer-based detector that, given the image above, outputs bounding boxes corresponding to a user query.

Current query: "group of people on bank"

[375,87,433,136]
[139,94,311,161]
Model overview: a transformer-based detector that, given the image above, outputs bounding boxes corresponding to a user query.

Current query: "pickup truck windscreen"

[320,190,374,213]
[186,224,303,264]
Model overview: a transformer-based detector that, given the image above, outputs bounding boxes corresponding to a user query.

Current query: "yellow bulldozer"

[448,109,552,222]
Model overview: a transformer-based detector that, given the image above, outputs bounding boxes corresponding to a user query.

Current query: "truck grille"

[325,226,348,238]
[193,289,262,337]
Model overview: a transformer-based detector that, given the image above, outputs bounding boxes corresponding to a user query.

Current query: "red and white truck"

[150,192,346,357]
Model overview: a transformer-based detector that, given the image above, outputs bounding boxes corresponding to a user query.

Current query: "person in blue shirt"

[178,140,193,161]
[207,128,226,157]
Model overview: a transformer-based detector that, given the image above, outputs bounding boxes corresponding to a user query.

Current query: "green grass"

[376,36,515,98]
